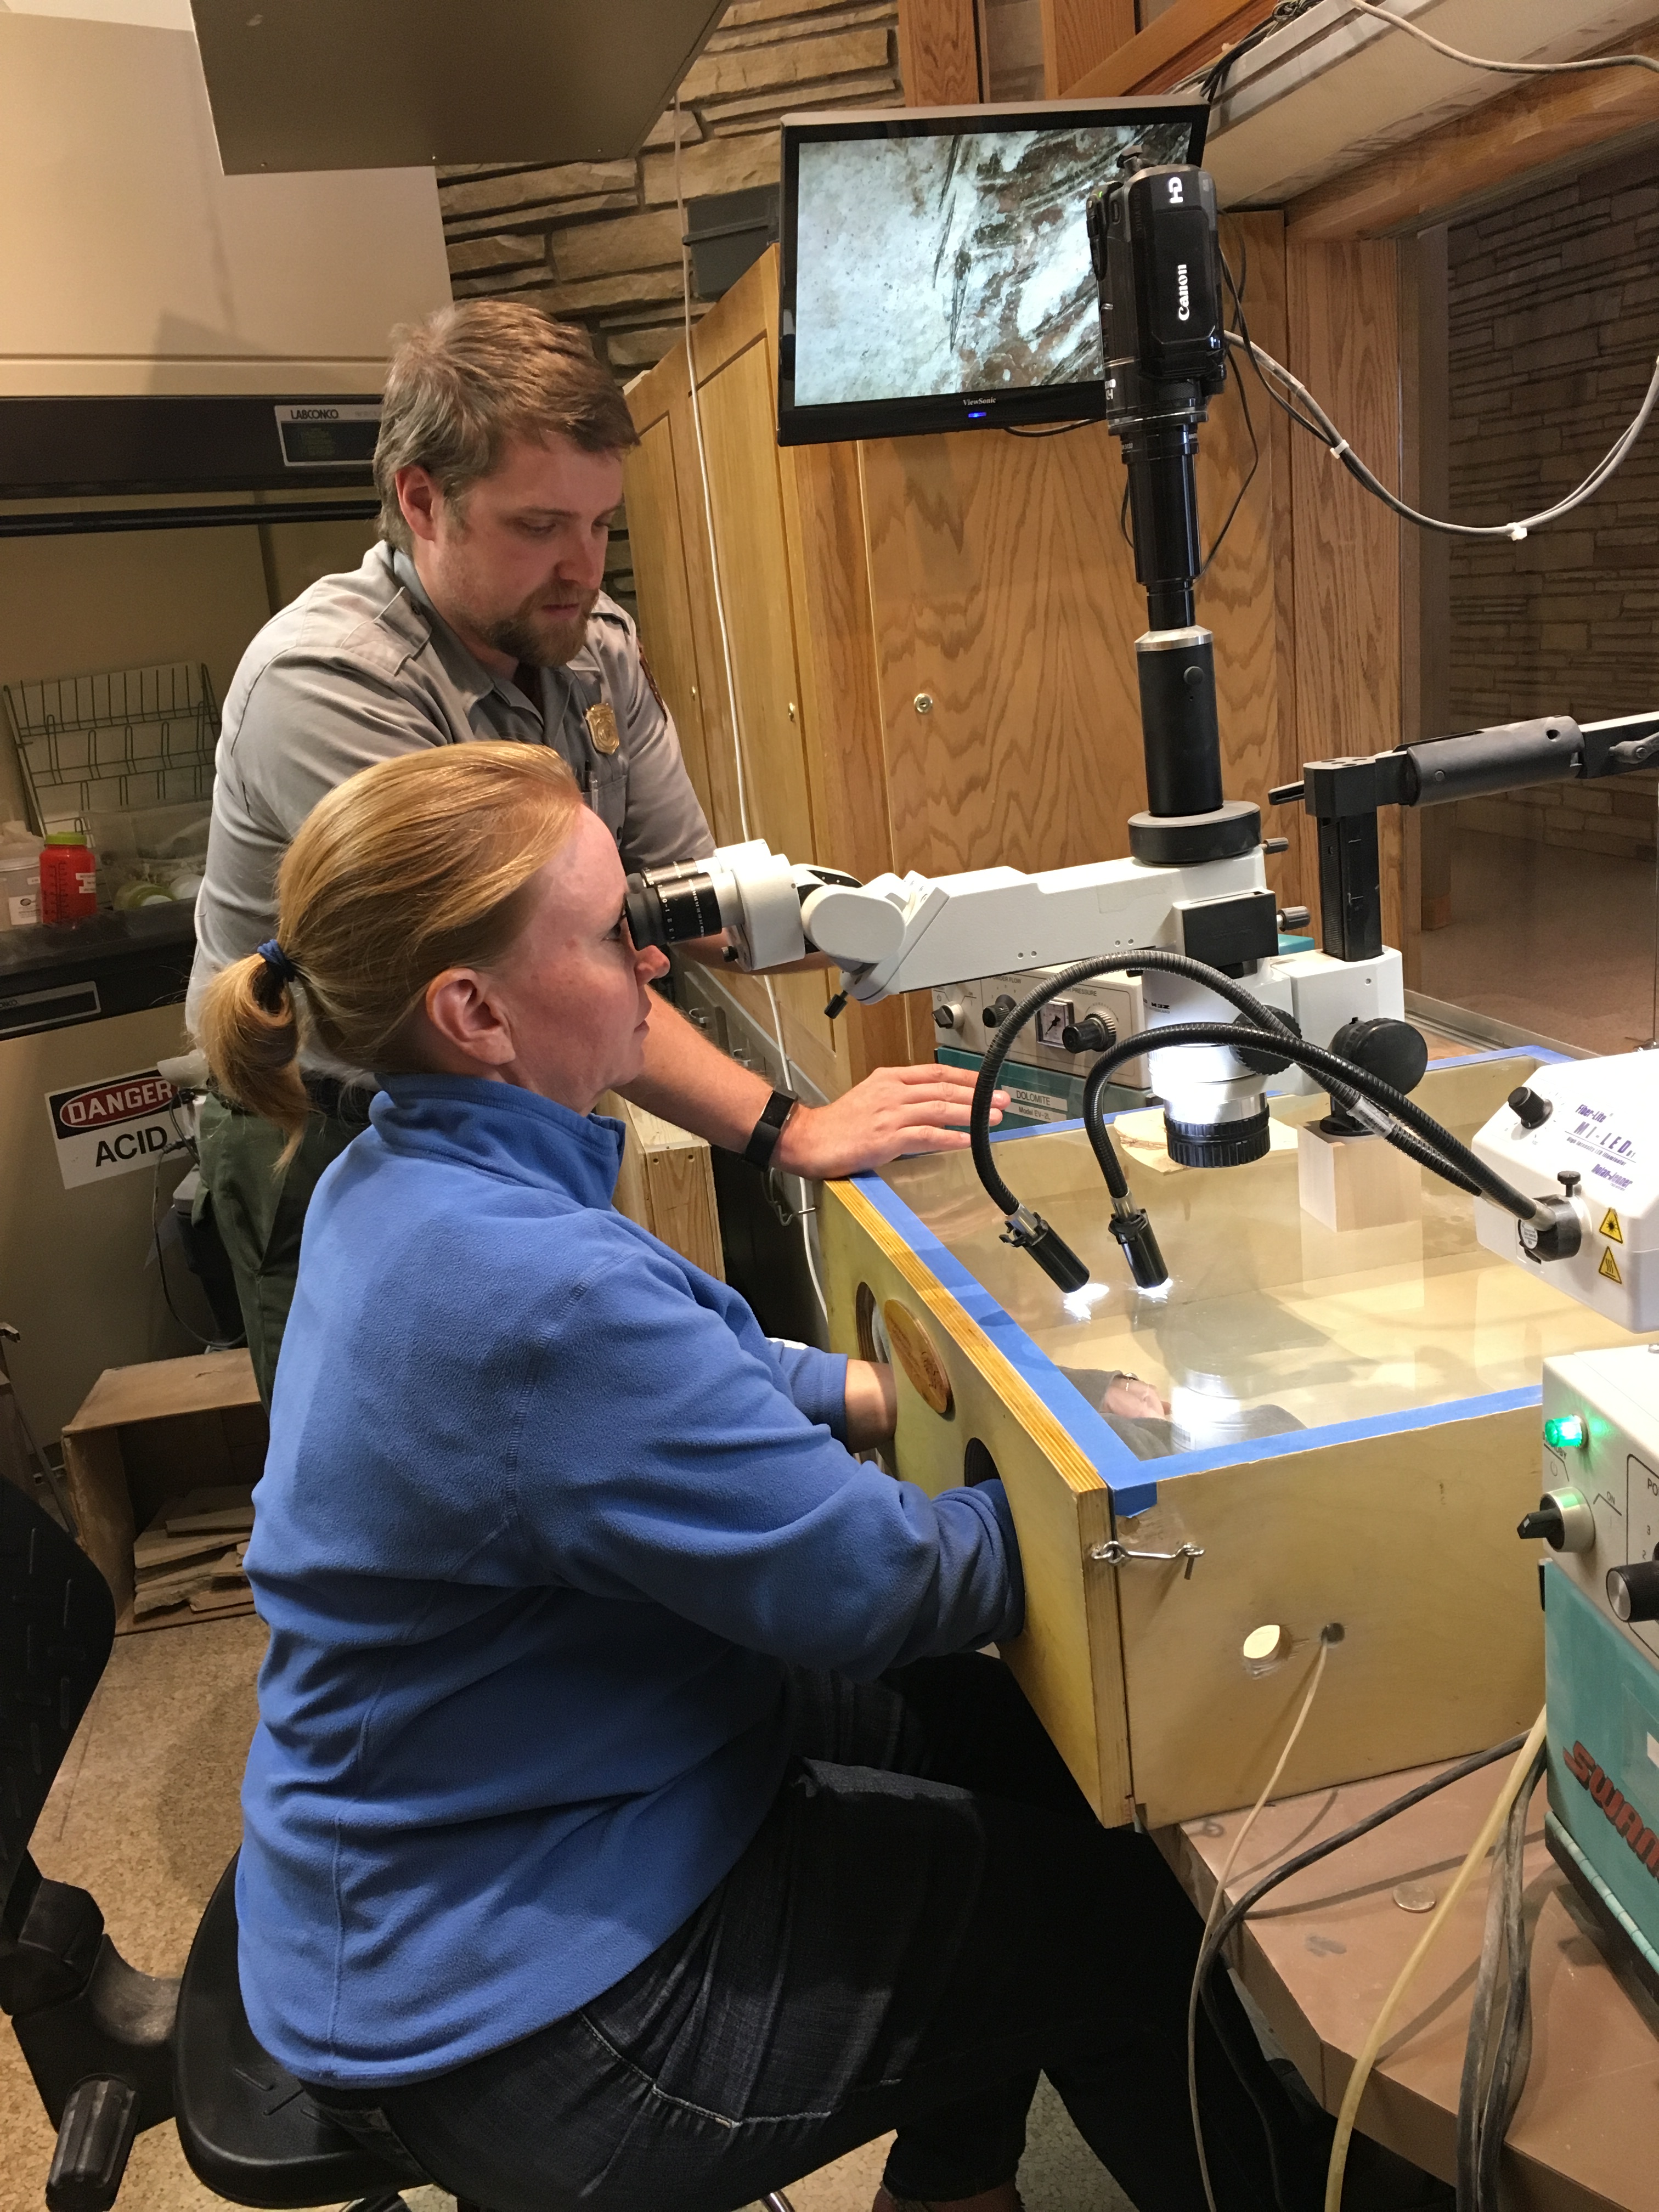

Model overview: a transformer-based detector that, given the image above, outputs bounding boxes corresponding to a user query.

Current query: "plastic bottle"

[0,822,42,929]
[39,832,98,924]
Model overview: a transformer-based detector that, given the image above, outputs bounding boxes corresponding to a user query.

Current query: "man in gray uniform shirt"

[189,302,995,1400]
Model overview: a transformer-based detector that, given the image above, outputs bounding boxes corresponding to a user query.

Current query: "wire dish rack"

[2,662,219,835]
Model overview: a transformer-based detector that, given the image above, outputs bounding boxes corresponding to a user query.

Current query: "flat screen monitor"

[777,98,1210,447]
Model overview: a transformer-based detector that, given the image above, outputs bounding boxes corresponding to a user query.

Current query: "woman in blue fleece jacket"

[198,743,1314,2212]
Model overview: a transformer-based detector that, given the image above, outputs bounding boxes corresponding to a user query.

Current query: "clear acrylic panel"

[878,1054,1641,1464]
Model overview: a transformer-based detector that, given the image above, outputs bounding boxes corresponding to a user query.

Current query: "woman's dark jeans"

[309,1654,1312,2212]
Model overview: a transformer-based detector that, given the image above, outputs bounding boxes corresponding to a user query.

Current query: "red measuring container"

[40,833,98,923]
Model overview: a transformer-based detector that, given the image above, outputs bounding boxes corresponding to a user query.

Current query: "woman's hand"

[845,1360,899,1449]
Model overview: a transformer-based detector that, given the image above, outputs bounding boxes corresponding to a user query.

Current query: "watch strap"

[742,1088,798,1170]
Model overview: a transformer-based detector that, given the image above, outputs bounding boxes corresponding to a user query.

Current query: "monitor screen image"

[778,99,1209,447]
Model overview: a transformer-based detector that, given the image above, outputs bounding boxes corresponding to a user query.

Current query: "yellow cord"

[1190,1633,1334,2212]
[1323,1707,1549,2212]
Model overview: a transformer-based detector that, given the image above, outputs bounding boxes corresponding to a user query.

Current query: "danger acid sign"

[47,1068,182,1190]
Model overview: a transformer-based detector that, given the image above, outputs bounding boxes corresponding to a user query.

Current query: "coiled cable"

[965,953,1539,1277]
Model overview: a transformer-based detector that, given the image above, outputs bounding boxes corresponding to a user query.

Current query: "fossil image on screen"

[792,122,1192,409]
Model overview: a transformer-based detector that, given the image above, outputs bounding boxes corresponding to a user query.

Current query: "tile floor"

[2,1616,1126,2212]
[1419,829,1659,1056]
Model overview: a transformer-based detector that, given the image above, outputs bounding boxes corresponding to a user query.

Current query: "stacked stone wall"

[1446,145,1659,860]
[436,0,903,610]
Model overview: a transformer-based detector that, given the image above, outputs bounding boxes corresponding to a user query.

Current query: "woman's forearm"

[845,1360,898,1451]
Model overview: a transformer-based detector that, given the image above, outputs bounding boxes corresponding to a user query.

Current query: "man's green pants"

[195,1093,368,1406]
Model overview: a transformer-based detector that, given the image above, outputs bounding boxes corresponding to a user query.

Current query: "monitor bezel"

[776,98,1211,449]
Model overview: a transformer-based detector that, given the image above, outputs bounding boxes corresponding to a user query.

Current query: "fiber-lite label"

[47,1068,180,1189]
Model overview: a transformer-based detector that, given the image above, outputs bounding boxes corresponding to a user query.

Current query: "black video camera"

[1087,157,1226,426]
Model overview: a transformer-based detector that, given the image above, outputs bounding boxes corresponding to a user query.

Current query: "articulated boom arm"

[1277,709,1659,962]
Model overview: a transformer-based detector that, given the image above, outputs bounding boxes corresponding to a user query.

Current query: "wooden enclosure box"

[817,1050,1637,1827]
[621,230,1363,1101]
[601,1091,726,1281]
[60,1351,266,1629]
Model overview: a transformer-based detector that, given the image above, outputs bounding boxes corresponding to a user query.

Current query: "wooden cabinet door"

[624,406,717,840]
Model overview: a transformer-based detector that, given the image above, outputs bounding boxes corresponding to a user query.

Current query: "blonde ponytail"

[198,952,312,1148]
[197,743,583,1158]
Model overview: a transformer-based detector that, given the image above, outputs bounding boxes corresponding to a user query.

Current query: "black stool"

[2,1482,801,2212]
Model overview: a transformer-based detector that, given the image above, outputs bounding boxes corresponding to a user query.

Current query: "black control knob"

[1509,1085,1552,1130]
[933,999,964,1032]
[1607,1560,1659,1623]
[1277,905,1311,931]
[1519,1503,1565,1547]
[1060,1013,1116,1055]
[984,995,1018,1030]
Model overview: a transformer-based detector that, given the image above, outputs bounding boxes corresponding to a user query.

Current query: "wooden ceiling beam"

[1062,0,1276,97]
[896,0,981,104]
[1041,0,1137,100]
[1284,19,1659,241]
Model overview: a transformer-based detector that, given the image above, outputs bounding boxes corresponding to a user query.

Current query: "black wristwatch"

[743,1088,798,1170]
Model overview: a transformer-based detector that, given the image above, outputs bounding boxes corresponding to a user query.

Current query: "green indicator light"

[1544,1413,1587,1450]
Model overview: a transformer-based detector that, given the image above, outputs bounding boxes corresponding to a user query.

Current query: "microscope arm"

[626,843,1284,1005]
[1272,709,1659,962]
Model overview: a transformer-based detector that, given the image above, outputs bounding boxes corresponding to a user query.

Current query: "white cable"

[1226,329,1659,540]
[1188,1633,1334,2212]
[1324,1706,1549,2212]
[673,100,828,1324]
[1189,0,1659,97]
[1347,0,1659,81]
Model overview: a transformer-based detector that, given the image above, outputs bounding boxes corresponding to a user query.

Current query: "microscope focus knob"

[984,995,1018,1030]
[1607,1560,1659,1624]
[1508,1085,1552,1130]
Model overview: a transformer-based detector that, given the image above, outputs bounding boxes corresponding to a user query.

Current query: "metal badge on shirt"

[585,702,621,756]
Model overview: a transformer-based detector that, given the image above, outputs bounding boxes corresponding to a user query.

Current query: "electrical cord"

[1080,1024,1535,1218]
[1189,1633,1336,2212]
[1195,0,1659,104]
[1226,326,1659,542]
[673,98,828,1326]
[150,1148,245,1354]
[1198,0,1318,101]
[966,953,1536,1240]
[1457,1739,1547,2212]
[1185,1729,1530,2212]
[968,948,1299,1214]
[1325,1709,1549,2211]
[1347,0,1659,83]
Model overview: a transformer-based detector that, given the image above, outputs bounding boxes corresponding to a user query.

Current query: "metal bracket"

[1090,1539,1205,1578]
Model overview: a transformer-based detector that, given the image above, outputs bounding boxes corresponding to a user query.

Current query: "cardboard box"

[60,1351,266,1630]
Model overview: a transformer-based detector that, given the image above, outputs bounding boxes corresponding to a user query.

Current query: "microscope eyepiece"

[623,863,725,953]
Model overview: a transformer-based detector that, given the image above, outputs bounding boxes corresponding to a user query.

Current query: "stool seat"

[173,1853,410,2207]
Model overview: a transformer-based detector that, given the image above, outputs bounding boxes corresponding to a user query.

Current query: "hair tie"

[253,938,300,1012]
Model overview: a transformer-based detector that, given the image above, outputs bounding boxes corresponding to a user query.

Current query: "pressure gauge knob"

[1060,1013,1116,1055]
[1606,1560,1659,1623]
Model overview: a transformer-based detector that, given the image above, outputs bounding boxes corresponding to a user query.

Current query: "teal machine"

[1476,1047,1659,1995]
[1522,1347,1659,1995]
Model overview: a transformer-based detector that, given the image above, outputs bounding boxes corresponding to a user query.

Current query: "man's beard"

[479,585,599,670]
